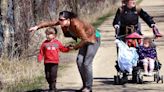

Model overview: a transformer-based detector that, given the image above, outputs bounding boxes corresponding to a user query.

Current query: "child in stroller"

[138,37,156,76]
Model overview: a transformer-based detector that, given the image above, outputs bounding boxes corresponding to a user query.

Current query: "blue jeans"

[76,37,100,89]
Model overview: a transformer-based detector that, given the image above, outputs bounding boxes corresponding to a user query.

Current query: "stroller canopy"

[126,32,143,39]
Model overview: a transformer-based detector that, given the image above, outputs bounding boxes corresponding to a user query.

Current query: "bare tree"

[0,0,118,59]
[0,0,3,57]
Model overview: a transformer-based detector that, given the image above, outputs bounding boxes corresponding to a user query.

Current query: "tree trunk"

[0,0,119,59]
[14,0,35,58]
[0,0,3,57]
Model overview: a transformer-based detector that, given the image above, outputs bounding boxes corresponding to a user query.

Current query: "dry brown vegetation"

[0,58,44,91]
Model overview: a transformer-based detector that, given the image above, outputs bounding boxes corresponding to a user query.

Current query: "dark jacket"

[113,6,155,36]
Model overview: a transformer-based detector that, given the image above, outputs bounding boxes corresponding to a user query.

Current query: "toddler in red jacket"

[38,27,70,92]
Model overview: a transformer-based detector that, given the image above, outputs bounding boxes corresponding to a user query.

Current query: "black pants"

[44,63,58,90]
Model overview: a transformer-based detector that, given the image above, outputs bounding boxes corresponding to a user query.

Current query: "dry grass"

[0,52,76,92]
[0,57,44,92]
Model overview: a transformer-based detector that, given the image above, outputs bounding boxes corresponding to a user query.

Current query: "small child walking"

[138,37,157,76]
[38,27,70,92]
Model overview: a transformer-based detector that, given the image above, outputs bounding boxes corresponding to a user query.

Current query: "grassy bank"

[5,76,45,92]
[4,64,69,92]
[0,58,44,92]
[0,53,75,92]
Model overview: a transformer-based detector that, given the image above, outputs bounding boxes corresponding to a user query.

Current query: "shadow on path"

[26,89,48,92]
[94,77,114,85]
[26,89,78,92]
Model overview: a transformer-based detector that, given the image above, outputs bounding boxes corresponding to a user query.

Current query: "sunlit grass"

[137,0,143,4]
[0,58,45,92]
[0,54,74,92]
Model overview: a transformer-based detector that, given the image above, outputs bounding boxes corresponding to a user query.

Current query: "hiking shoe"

[82,88,92,92]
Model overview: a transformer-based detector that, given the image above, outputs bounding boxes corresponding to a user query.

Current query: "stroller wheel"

[121,76,128,84]
[114,75,120,85]
[114,75,117,84]
[156,74,160,83]
[136,75,139,83]
[154,74,157,82]
[161,75,163,84]
[136,75,143,84]
[140,76,143,84]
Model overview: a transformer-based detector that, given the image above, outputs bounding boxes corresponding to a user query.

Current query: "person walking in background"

[113,0,162,83]
[38,27,70,92]
[29,11,101,92]
[113,0,162,39]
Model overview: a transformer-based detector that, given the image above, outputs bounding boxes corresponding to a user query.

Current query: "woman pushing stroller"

[113,0,162,38]
[113,0,162,84]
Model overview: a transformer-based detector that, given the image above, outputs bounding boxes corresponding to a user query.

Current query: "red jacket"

[38,39,69,64]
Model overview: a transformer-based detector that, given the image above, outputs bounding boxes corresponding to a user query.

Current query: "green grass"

[2,63,70,92]
[5,76,46,92]
[137,0,143,4]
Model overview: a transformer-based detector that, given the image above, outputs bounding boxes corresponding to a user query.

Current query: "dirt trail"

[57,0,164,92]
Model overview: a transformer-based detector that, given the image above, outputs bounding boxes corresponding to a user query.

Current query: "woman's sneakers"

[76,87,92,92]
[82,87,92,92]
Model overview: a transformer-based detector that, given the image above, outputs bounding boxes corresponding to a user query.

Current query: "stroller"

[114,32,163,85]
